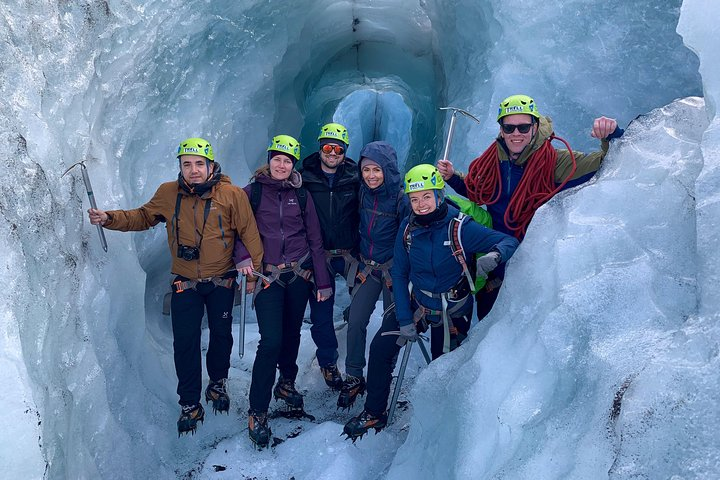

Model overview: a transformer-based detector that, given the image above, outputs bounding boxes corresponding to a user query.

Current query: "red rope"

[465,143,502,205]
[464,135,576,239]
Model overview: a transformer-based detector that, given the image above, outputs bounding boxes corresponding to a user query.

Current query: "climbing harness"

[412,285,471,355]
[325,248,359,286]
[352,255,393,296]
[172,276,235,293]
[255,252,313,291]
[162,274,237,315]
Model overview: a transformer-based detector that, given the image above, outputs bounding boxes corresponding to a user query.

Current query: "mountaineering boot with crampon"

[273,377,304,409]
[248,410,271,449]
[337,375,366,410]
[321,364,343,390]
[343,409,387,442]
[205,378,230,414]
[177,403,205,437]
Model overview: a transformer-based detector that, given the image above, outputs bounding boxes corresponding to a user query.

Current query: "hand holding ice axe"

[437,106,480,180]
[62,161,108,252]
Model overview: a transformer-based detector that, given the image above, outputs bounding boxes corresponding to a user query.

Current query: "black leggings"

[248,272,313,413]
[362,306,470,416]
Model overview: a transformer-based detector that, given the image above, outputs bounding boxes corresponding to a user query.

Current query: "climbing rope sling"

[464,133,577,239]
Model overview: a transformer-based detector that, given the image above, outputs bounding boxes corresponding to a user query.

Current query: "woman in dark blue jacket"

[343,164,519,440]
[338,141,410,410]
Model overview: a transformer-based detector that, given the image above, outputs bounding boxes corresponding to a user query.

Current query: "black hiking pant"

[307,256,347,368]
[363,304,471,416]
[475,285,501,321]
[249,272,313,413]
[171,274,236,407]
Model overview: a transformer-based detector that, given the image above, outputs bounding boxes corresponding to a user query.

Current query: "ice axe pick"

[438,106,481,161]
[62,161,108,252]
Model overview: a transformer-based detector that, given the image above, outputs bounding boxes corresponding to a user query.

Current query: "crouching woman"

[343,164,519,440]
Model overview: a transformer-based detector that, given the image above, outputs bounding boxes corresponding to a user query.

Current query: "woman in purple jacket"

[234,134,332,449]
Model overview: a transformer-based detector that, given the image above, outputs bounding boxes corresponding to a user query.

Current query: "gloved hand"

[396,323,418,346]
[476,251,501,279]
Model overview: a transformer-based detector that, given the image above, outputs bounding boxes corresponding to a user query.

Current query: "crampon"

[337,375,366,411]
[177,403,205,437]
[205,378,230,415]
[341,410,386,442]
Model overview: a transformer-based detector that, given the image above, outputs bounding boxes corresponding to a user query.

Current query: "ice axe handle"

[441,111,458,161]
[387,341,413,425]
[238,275,247,358]
[439,107,481,162]
[81,167,108,252]
[70,162,108,252]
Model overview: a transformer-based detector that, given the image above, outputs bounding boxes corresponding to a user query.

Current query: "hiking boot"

[273,377,304,409]
[342,410,387,442]
[177,403,205,437]
[205,378,230,414]
[248,410,271,449]
[337,375,366,410]
[320,364,343,390]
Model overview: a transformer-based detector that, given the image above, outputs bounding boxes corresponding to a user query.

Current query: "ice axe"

[387,340,412,425]
[438,106,481,161]
[384,334,431,425]
[238,274,248,358]
[62,161,108,252]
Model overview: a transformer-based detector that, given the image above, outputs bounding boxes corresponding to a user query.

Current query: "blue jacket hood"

[358,141,402,195]
[357,141,410,264]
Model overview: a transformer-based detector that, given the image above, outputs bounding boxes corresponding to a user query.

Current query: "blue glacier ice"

[0,0,717,479]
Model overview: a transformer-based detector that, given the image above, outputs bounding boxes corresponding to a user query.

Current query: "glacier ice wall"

[0,0,713,478]
[390,96,718,479]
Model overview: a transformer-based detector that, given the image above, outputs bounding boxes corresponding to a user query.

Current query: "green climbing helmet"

[403,164,445,193]
[318,123,349,146]
[267,134,301,161]
[177,137,214,161]
[497,94,540,122]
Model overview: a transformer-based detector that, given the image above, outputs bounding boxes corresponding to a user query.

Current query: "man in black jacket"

[300,123,360,389]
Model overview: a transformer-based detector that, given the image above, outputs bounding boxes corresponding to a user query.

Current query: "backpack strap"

[404,212,473,291]
[249,181,262,213]
[403,222,412,252]
[447,213,475,292]
[173,193,182,248]
[295,186,307,218]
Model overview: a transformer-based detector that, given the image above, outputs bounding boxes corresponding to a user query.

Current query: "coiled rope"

[464,135,576,239]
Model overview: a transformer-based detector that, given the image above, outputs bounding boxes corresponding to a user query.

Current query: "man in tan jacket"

[88,137,263,436]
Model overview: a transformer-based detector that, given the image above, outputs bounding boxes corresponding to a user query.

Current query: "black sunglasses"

[501,123,534,134]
